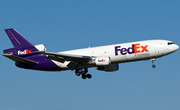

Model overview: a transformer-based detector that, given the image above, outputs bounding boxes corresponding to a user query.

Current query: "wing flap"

[2,54,38,64]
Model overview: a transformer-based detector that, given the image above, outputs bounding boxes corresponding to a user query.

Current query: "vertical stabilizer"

[5,28,34,48]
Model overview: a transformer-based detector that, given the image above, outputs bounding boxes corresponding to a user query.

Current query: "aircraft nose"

[174,44,179,51]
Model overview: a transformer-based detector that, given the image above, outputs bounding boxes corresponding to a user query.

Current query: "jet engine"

[35,44,46,51]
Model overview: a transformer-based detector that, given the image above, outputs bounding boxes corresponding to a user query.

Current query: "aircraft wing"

[2,54,38,64]
[35,51,92,62]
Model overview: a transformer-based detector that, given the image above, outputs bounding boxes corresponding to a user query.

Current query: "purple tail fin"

[3,28,38,56]
[5,28,34,48]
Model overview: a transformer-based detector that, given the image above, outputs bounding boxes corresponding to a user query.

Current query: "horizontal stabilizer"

[2,54,38,64]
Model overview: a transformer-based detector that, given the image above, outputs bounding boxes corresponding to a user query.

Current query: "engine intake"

[35,44,46,51]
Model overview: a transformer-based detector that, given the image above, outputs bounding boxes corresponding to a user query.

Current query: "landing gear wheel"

[86,74,92,79]
[75,69,81,76]
[75,68,92,79]
[75,72,81,76]
[82,75,86,79]
[152,64,156,68]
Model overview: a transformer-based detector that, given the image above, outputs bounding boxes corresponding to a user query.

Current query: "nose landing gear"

[151,58,156,68]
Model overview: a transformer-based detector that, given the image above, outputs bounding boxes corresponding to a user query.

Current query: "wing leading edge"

[35,51,92,63]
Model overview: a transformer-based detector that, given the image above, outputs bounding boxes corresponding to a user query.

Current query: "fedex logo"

[115,43,149,55]
[98,59,106,62]
[18,49,32,55]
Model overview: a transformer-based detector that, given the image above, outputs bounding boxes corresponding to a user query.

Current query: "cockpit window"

[168,42,175,45]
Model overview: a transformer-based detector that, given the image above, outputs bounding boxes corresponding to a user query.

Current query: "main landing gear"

[151,58,156,68]
[75,68,92,79]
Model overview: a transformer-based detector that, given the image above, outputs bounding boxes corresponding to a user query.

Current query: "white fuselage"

[52,40,179,70]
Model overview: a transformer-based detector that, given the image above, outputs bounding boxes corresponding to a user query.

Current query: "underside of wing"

[35,51,92,63]
[3,54,38,64]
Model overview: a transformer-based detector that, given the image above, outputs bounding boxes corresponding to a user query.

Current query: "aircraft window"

[168,42,175,45]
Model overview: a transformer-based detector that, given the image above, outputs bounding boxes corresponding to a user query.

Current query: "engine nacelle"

[95,57,111,66]
[97,64,119,72]
[35,44,46,51]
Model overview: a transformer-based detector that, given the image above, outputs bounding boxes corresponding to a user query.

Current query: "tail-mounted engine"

[35,44,46,51]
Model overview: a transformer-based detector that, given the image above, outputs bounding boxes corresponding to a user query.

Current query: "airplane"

[3,28,179,79]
